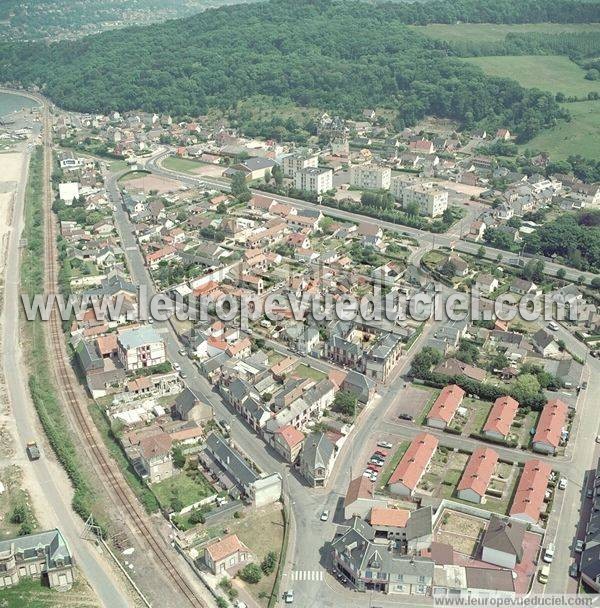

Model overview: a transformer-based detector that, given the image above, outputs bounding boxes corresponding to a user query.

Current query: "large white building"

[117,326,166,371]
[282,151,319,178]
[391,176,448,218]
[349,164,391,190]
[294,166,333,194]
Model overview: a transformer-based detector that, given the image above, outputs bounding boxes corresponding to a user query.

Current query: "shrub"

[238,563,262,584]
[261,550,278,575]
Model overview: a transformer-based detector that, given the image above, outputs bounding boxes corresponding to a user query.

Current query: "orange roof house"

[456,447,498,503]
[204,534,251,575]
[370,507,410,529]
[388,433,438,497]
[426,385,465,429]
[483,396,519,440]
[532,399,567,454]
[509,460,552,524]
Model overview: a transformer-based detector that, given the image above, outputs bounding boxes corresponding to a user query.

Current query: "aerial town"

[1,1,600,608]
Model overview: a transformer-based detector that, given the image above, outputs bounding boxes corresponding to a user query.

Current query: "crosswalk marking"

[291,570,324,581]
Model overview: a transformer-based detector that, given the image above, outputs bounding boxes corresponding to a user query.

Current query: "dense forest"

[0,0,261,41]
[1,0,598,138]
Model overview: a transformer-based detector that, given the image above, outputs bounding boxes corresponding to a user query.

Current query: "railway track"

[38,106,206,608]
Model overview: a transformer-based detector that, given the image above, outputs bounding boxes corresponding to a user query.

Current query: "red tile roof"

[275,425,305,449]
[206,534,249,563]
[532,399,567,450]
[370,507,410,528]
[344,475,375,508]
[427,384,465,425]
[457,447,498,497]
[483,396,519,438]
[389,433,438,491]
[509,460,552,522]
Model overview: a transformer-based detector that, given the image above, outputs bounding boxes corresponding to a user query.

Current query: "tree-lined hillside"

[1,0,597,138]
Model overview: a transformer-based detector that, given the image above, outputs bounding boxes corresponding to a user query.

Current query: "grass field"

[411,22,600,44]
[463,55,600,97]
[521,100,600,159]
[152,469,215,511]
[0,577,99,608]
[162,156,207,173]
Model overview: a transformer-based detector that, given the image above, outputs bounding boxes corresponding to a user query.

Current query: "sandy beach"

[0,152,25,275]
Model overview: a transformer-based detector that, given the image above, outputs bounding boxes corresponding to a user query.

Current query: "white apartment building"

[117,326,167,371]
[282,151,319,178]
[391,176,449,218]
[349,164,391,190]
[294,166,333,194]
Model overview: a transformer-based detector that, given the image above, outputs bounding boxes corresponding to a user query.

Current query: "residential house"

[532,329,561,358]
[369,506,433,551]
[204,534,251,575]
[509,460,552,524]
[426,385,465,430]
[174,388,213,424]
[532,398,567,455]
[456,447,498,504]
[331,518,434,594]
[475,273,499,295]
[388,433,438,497]
[343,475,385,520]
[481,515,525,569]
[117,326,166,371]
[0,529,74,591]
[299,432,336,488]
[482,396,519,441]
[270,425,305,463]
[510,278,537,296]
[433,358,486,382]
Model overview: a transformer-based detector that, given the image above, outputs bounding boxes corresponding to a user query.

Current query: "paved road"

[3,145,131,607]
[146,151,599,286]
[108,167,445,606]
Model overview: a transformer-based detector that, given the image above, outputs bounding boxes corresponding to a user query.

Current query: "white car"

[543,543,555,563]
[548,322,559,331]
[173,362,181,372]
[559,477,568,490]
[320,510,329,522]
[284,590,294,604]
[377,441,392,449]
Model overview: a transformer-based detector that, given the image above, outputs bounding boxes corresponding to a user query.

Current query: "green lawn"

[463,55,600,98]
[108,160,129,173]
[379,441,409,489]
[293,363,326,382]
[152,469,215,511]
[521,100,600,159]
[0,577,99,608]
[228,504,285,607]
[162,156,206,173]
[411,22,600,44]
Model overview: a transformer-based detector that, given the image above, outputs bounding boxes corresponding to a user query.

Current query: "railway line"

[38,105,207,608]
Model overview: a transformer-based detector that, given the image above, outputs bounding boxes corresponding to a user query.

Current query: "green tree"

[231,172,251,202]
[172,445,186,469]
[261,550,278,575]
[333,390,358,417]
[238,563,262,584]
[511,373,541,403]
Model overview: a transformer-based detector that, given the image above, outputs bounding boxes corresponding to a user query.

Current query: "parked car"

[548,322,559,331]
[559,477,568,490]
[538,565,550,584]
[575,539,585,553]
[543,543,555,563]
[588,488,594,499]
[377,441,392,449]
[398,413,413,421]
[320,510,329,522]
[569,563,579,578]
[284,590,294,604]
[26,441,40,461]
[178,349,186,356]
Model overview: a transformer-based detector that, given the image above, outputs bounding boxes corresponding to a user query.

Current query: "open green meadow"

[463,55,600,97]
[521,100,600,159]
[411,22,600,44]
